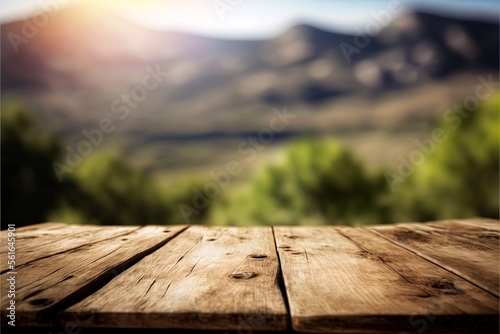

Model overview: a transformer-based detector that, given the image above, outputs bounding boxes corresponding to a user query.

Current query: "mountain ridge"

[1,7,498,174]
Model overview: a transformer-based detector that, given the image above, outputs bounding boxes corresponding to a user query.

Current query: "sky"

[0,0,499,38]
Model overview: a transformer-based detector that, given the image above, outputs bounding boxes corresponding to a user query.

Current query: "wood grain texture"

[3,219,498,332]
[371,222,500,297]
[2,223,67,232]
[1,225,186,326]
[0,223,138,274]
[423,220,499,250]
[63,226,288,331]
[274,226,498,333]
[452,218,500,231]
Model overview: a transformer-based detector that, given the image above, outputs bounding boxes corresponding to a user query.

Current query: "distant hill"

[1,6,498,175]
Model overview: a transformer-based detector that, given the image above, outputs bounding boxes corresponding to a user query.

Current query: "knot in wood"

[229,272,259,280]
[248,254,267,259]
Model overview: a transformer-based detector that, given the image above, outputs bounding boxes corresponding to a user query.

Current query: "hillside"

[1,6,498,177]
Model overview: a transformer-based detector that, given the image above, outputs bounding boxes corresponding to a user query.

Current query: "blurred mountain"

[1,6,498,173]
[2,8,497,93]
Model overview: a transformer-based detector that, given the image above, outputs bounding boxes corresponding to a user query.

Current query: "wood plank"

[1,225,186,326]
[422,220,499,250]
[1,223,83,275]
[452,218,500,231]
[63,226,288,331]
[1,223,67,232]
[0,224,139,274]
[371,222,500,297]
[1,223,70,250]
[274,226,498,333]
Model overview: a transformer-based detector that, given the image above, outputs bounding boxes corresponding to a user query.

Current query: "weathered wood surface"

[421,220,499,250]
[371,221,499,297]
[455,218,500,231]
[0,223,138,274]
[1,219,498,333]
[274,226,498,333]
[0,225,186,325]
[64,226,288,331]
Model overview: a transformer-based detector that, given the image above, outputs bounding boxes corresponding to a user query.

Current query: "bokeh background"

[1,0,499,227]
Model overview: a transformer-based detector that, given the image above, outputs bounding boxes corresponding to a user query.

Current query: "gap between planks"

[369,221,499,297]
[274,225,498,333]
[3,219,499,333]
[63,226,288,331]
[1,225,188,326]
[1,224,142,275]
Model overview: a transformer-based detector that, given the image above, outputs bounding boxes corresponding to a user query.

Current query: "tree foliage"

[213,139,389,225]
[2,103,65,226]
[393,95,499,221]
[214,95,499,225]
[2,96,498,227]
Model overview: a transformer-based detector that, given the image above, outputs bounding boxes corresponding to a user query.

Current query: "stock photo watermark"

[4,223,95,330]
[51,65,169,181]
[340,0,411,63]
[385,74,498,191]
[7,0,70,53]
[5,225,16,326]
[399,286,460,334]
[178,106,296,223]
[213,0,244,21]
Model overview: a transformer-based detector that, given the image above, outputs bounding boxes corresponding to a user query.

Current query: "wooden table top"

[1,219,498,333]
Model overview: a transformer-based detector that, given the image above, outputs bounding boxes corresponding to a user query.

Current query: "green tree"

[161,178,212,225]
[49,152,173,225]
[1,103,67,227]
[2,103,199,227]
[393,96,499,221]
[213,139,389,226]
